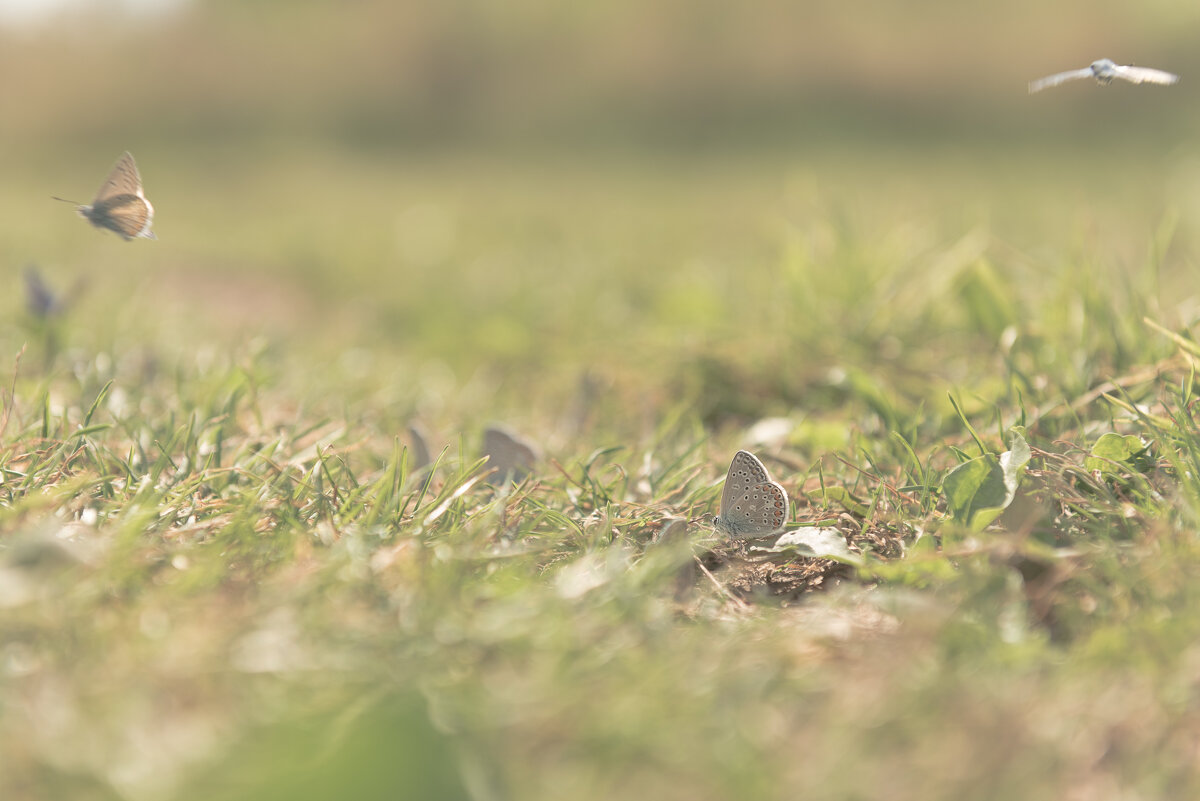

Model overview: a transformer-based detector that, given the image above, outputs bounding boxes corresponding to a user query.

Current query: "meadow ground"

[4,134,1200,800]
[3,4,1200,795]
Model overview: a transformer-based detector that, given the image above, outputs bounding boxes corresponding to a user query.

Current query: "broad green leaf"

[999,429,1031,509]
[943,456,1006,529]
[1085,433,1151,475]
[942,430,1030,530]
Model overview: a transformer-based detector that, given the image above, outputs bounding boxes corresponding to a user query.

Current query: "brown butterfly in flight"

[55,151,156,240]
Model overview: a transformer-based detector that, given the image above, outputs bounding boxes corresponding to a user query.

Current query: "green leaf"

[1000,429,1031,508]
[1085,432,1151,474]
[942,430,1030,530]
[943,456,1006,529]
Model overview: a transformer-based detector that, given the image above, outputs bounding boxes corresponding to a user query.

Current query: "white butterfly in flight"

[1029,58,1179,94]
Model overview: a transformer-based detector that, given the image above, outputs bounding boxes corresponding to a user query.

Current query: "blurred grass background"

[3,0,1199,426]
[4,1,1199,333]
[6,2,1200,799]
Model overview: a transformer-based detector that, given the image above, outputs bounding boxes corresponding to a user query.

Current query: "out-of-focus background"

[4,0,1199,394]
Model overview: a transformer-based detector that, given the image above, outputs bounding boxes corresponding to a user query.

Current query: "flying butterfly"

[1029,58,1179,94]
[55,151,156,240]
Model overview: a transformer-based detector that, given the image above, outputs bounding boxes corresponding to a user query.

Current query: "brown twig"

[693,554,751,611]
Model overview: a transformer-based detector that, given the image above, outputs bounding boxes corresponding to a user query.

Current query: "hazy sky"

[0,0,187,26]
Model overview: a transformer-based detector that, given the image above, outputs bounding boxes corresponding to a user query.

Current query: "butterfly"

[55,151,156,240]
[1029,58,1179,93]
[482,424,540,484]
[712,450,789,539]
[408,424,433,471]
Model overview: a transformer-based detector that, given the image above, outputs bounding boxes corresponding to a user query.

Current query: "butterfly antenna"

[51,196,81,205]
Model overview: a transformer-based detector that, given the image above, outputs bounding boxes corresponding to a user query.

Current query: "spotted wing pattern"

[713,450,788,539]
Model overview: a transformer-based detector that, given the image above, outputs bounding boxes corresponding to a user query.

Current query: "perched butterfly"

[407,424,433,471]
[55,151,156,240]
[482,424,540,484]
[712,450,788,539]
[1029,58,1179,93]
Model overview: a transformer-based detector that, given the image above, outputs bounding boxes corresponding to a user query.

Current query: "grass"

[3,134,1200,801]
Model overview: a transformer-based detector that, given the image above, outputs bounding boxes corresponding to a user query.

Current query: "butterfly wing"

[753,480,788,534]
[716,451,788,537]
[80,152,155,239]
[408,425,432,471]
[86,193,155,240]
[1028,67,1093,93]
[719,451,764,516]
[483,425,539,482]
[92,152,144,204]
[1112,65,1179,86]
